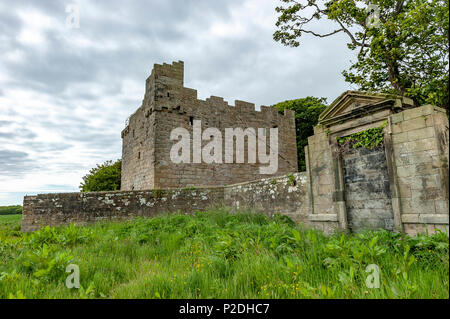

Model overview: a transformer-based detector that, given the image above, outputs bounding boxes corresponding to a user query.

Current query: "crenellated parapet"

[122,61,295,139]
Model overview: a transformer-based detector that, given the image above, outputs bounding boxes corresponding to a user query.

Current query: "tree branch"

[335,18,370,48]
[300,28,344,37]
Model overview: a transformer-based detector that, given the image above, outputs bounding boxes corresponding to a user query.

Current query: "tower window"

[138,151,141,159]
[189,116,194,126]
[167,92,170,97]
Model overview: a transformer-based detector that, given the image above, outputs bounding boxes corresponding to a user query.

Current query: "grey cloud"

[2,0,239,97]
[0,150,27,161]
[0,8,21,37]
[22,141,72,153]
[0,120,14,126]
[0,132,14,139]
[0,149,37,176]
[0,126,37,140]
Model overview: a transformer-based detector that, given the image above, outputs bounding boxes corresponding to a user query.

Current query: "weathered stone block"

[396,137,436,154]
[401,117,428,132]
[407,127,435,142]
[398,182,411,198]
[403,105,433,121]
[396,165,415,178]
[403,223,427,236]
[392,132,408,144]
[308,214,338,222]
[400,198,436,215]
[394,150,438,166]
[434,200,449,215]
[401,214,419,223]
[390,112,403,124]
[392,122,403,134]
[406,174,439,190]
[411,187,441,201]
[419,214,449,224]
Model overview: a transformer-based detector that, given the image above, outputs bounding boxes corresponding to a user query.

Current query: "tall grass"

[0,209,448,299]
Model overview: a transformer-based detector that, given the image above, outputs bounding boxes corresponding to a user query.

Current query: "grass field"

[0,209,448,299]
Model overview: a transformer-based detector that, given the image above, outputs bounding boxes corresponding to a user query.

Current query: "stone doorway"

[342,145,394,232]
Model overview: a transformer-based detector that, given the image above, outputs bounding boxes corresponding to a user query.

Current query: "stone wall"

[121,109,157,190]
[22,173,309,232]
[22,188,222,232]
[121,61,298,190]
[224,173,310,225]
[390,105,449,236]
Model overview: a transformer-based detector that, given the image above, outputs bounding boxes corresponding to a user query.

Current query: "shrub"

[79,159,121,192]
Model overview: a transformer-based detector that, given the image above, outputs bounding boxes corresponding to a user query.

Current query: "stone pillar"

[390,105,449,236]
[305,125,340,234]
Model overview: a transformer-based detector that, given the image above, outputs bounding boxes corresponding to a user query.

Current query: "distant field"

[0,209,448,299]
[0,205,22,215]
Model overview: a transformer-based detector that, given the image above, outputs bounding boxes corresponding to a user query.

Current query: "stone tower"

[120,61,298,190]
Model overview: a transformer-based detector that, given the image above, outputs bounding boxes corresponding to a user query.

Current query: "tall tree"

[273,97,327,171]
[274,0,449,111]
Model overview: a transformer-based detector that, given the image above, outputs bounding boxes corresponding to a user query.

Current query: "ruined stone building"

[22,62,449,236]
[120,61,298,190]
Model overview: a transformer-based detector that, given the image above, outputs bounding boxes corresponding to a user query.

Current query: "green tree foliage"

[274,0,449,111]
[0,205,22,215]
[273,97,327,171]
[79,159,121,192]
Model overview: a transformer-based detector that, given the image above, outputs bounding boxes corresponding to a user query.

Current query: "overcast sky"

[0,0,356,205]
